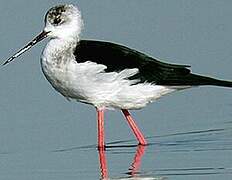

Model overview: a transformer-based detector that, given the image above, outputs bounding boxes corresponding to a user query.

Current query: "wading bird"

[2,4,232,149]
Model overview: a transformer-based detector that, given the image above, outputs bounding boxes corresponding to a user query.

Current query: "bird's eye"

[46,5,67,26]
[53,17,62,25]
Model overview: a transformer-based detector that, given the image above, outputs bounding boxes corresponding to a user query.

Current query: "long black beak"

[2,30,50,66]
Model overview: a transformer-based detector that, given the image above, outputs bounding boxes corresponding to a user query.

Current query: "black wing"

[74,40,232,87]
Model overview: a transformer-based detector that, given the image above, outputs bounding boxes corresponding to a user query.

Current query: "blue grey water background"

[0,0,232,179]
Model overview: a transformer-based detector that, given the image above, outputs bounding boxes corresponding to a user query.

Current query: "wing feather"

[74,40,191,84]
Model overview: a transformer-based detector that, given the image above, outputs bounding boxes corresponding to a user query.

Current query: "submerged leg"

[97,109,105,149]
[129,145,147,176]
[122,109,147,145]
[98,148,108,179]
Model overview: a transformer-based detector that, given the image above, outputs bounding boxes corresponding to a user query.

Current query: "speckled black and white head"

[44,4,83,39]
[2,4,83,66]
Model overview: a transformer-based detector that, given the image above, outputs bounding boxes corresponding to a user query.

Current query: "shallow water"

[1,123,231,180]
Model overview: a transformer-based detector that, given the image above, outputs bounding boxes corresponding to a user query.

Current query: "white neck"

[41,36,78,67]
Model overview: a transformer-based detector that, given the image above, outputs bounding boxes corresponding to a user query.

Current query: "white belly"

[41,58,175,109]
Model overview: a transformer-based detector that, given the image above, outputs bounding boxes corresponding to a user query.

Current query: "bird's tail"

[163,73,232,88]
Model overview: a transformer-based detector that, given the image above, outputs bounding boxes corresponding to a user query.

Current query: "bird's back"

[75,40,232,87]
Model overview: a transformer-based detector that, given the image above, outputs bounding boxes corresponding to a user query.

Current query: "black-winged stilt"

[2,4,232,149]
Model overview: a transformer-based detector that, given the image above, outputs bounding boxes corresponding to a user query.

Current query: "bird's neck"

[47,36,78,53]
[50,36,79,48]
[42,37,78,66]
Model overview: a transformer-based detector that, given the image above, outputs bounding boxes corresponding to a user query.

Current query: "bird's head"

[44,4,83,40]
[2,4,83,66]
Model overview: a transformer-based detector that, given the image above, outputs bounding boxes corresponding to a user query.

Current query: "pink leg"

[98,148,108,179]
[97,109,105,149]
[122,109,147,145]
[129,145,146,176]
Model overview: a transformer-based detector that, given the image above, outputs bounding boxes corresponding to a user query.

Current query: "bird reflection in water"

[99,145,145,179]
